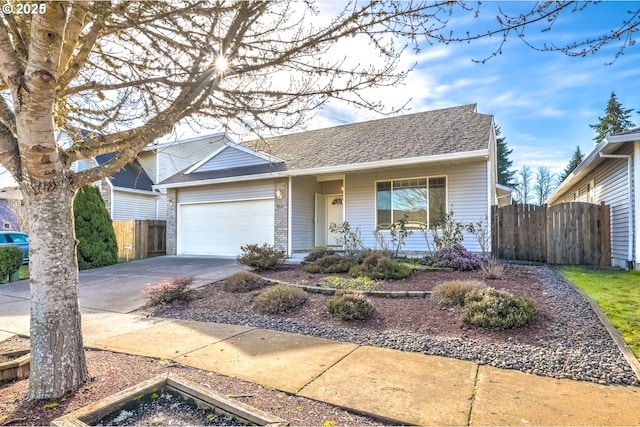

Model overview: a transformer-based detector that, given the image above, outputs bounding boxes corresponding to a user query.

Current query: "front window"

[376,177,446,229]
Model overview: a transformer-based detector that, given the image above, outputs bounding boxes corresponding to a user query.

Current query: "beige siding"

[550,144,632,268]
[291,176,317,251]
[344,161,488,252]
[112,191,158,220]
[177,180,274,204]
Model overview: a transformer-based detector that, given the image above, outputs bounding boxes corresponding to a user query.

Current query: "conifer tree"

[559,146,585,183]
[590,92,635,143]
[496,125,516,186]
[73,186,118,270]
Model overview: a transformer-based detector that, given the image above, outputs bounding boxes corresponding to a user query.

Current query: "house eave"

[546,137,636,205]
[112,186,159,197]
[154,149,489,190]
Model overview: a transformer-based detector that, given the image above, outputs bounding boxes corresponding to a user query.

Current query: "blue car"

[0,232,29,264]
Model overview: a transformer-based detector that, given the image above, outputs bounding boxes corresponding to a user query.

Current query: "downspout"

[599,152,633,267]
[287,176,292,258]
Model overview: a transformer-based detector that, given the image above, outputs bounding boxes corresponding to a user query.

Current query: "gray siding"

[112,191,158,220]
[291,176,317,251]
[137,152,157,184]
[550,144,632,267]
[196,146,269,172]
[177,180,274,204]
[344,161,488,252]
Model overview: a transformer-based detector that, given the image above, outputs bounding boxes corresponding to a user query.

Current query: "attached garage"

[175,181,276,256]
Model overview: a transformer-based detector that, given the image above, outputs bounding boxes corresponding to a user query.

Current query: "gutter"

[599,152,633,266]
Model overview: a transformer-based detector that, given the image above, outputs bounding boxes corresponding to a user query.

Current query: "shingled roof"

[240,104,492,171]
[96,152,155,192]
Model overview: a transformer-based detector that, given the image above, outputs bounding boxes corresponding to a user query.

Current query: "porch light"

[275,189,283,199]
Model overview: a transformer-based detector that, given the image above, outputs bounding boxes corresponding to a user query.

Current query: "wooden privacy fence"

[113,220,166,261]
[491,202,611,266]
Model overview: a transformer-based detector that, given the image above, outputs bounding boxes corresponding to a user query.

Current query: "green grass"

[559,266,640,358]
[18,266,29,280]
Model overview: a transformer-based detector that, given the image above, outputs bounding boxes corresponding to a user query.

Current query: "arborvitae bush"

[73,185,118,270]
[254,284,308,314]
[0,246,23,278]
[327,291,375,321]
[222,271,267,292]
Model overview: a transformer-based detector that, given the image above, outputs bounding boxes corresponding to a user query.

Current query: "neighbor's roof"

[96,153,155,192]
[240,104,492,170]
[546,127,640,204]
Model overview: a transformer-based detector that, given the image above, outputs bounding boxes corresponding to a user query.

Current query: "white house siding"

[550,146,631,268]
[291,176,318,251]
[112,191,158,220]
[177,180,274,204]
[343,161,488,253]
[137,151,157,185]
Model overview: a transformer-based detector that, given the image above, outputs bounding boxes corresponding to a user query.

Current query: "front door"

[326,195,344,246]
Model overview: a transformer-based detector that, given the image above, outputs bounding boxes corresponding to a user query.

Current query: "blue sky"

[304,1,640,176]
[1,1,638,187]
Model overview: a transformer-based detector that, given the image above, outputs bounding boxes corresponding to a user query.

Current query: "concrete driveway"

[0,256,245,334]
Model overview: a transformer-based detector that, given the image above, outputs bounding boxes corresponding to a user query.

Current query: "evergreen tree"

[495,125,516,186]
[559,146,585,183]
[73,186,118,270]
[590,92,635,143]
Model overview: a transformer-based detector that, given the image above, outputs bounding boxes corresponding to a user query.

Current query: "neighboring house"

[156,104,505,257]
[546,128,640,270]
[0,187,22,231]
[71,132,232,220]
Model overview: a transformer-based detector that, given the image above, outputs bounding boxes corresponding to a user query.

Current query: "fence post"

[599,201,611,266]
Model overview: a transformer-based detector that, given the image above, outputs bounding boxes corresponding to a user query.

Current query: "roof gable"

[187,142,283,174]
[96,153,154,192]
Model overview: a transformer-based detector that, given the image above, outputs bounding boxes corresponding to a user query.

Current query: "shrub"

[349,253,412,280]
[328,221,364,258]
[423,243,487,271]
[73,185,118,270]
[432,280,486,306]
[327,291,375,321]
[143,277,193,306]
[480,259,506,280]
[303,254,355,274]
[302,248,336,264]
[319,275,377,291]
[254,284,308,314]
[462,287,536,329]
[222,271,267,292]
[237,243,286,271]
[0,246,23,278]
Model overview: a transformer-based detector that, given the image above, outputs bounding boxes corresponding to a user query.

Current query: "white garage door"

[178,199,274,256]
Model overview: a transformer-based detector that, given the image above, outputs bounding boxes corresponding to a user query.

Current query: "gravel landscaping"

[144,264,640,387]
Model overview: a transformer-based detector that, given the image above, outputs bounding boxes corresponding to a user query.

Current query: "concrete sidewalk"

[2,256,640,425]
[3,312,640,425]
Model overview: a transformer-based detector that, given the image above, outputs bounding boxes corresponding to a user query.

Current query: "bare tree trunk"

[23,184,90,400]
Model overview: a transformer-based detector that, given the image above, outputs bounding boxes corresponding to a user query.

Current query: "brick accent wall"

[166,188,177,255]
[99,179,112,218]
[274,179,289,253]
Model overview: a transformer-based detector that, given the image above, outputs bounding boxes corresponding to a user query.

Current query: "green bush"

[349,253,412,280]
[236,243,286,271]
[254,284,308,314]
[0,246,23,278]
[303,254,355,274]
[302,248,336,264]
[462,287,536,329]
[432,280,486,306]
[319,275,377,291]
[327,291,375,321]
[73,185,118,270]
[222,271,268,292]
[143,277,193,306]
